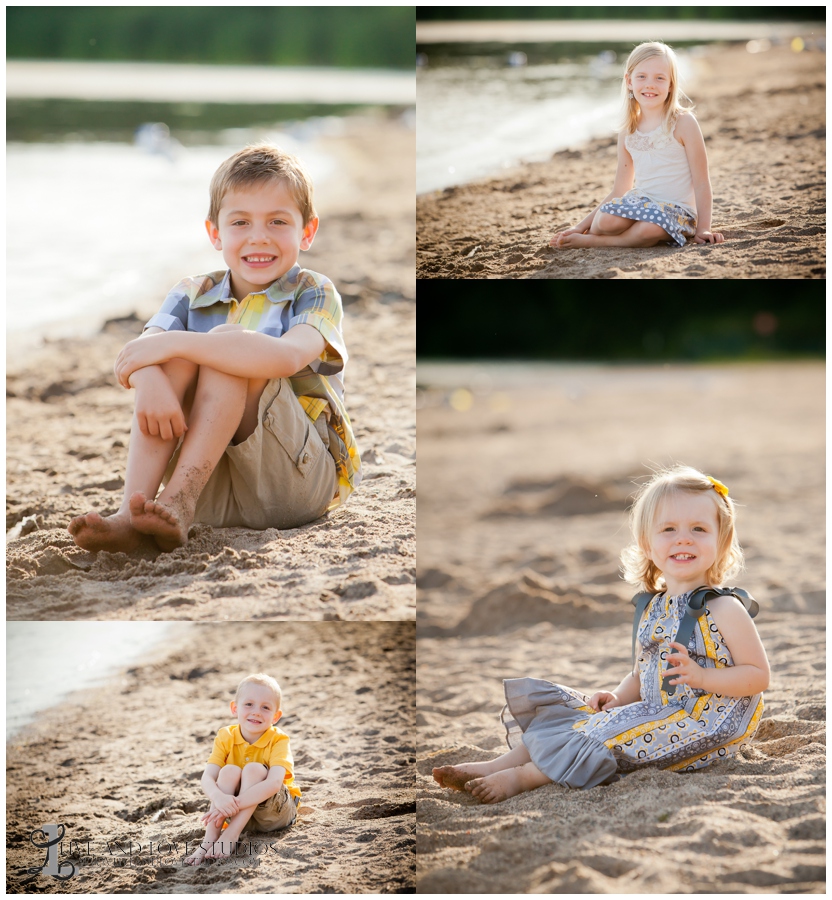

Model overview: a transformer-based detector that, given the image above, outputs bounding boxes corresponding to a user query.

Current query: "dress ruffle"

[503,678,618,789]
[599,190,696,247]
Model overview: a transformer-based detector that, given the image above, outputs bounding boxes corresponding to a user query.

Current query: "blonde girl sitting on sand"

[550,41,724,249]
[433,465,769,804]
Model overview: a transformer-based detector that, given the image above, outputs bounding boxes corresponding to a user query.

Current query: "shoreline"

[416,42,825,279]
[7,621,415,894]
[6,116,415,620]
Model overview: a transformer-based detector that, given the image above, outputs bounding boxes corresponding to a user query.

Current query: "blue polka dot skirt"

[599,190,696,247]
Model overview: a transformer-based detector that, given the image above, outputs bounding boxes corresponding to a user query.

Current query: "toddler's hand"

[694,231,724,244]
[664,642,704,690]
[212,793,240,820]
[588,691,620,712]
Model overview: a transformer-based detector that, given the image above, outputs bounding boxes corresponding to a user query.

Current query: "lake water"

[6,622,181,738]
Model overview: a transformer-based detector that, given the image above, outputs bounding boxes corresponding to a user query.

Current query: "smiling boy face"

[206,178,319,301]
[231,682,282,743]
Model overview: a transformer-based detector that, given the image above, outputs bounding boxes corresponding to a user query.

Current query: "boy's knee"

[219,764,243,780]
[243,763,268,778]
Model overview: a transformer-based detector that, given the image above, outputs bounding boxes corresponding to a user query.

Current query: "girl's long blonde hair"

[620,41,694,135]
[620,465,744,593]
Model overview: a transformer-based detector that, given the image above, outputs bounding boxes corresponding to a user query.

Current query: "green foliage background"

[7,7,414,68]
[416,6,825,21]
[416,284,825,361]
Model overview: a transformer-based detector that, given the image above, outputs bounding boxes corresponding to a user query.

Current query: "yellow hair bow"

[707,476,729,498]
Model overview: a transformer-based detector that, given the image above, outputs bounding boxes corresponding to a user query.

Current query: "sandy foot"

[466,769,526,804]
[128,491,192,552]
[184,843,211,866]
[67,509,144,553]
[433,763,494,791]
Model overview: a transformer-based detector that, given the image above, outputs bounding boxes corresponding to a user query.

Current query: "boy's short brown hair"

[207,143,316,226]
[235,672,282,710]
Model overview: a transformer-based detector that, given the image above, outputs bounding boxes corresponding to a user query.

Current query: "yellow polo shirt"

[207,724,300,799]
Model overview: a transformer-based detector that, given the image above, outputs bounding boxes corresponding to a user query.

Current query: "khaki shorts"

[249,784,299,832]
[166,377,337,530]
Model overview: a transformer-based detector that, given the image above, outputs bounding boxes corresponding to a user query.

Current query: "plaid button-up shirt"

[145,265,361,507]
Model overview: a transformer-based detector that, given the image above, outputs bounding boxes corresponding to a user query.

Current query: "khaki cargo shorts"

[167,377,338,530]
[249,784,299,832]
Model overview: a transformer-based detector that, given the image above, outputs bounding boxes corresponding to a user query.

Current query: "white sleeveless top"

[625,123,696,217]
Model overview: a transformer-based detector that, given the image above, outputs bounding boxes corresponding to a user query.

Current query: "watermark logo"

[28,824,77,880]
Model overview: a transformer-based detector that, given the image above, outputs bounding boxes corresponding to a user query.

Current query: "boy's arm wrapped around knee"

[236,766,286,811]
[201,764,240,818]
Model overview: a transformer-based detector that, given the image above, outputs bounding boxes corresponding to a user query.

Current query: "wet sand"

[416,361,825,892]
[6,116,415,621]
[7,621,415,893]
[417,43,825,279]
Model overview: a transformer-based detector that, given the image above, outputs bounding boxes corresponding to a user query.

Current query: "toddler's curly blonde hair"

[621,464,743,593]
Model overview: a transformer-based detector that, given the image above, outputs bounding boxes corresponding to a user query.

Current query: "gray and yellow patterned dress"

[502,589,765,789]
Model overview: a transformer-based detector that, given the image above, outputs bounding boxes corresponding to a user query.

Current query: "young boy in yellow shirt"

[69,143,360,553]
[186,673,300,865]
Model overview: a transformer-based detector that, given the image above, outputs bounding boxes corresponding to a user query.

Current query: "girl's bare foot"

[128,491,193,552]
[552,232,594,249]
[68,510,144,553]
[184,843,211,866]
[433,762,496,791]
[466,769,525,804]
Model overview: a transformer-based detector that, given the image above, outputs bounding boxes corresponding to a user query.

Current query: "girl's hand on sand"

[665,642,704,689]
[694,231,724,244]
[588,691,620,712]
[133,369,187,441]
[115,334,173,388]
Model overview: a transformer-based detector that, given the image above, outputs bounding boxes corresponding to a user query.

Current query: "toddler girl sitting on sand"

[434,465,769,804]
[550,41,724,249]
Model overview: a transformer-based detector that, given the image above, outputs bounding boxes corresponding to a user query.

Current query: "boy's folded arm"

[115,324,326,386]
[235,766,287,810]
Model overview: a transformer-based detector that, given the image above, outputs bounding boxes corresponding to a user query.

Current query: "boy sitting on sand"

[186,673,300,865]
[69,143,360,553]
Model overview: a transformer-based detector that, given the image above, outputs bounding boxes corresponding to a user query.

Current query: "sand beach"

[416,361,825,892]
[417,42,825,279]
[6,116,416,621]
[7,621,415,893]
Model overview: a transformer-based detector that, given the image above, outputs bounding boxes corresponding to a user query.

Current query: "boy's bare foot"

[204,839,236,860]
[128,491,193,552]
[466,769,525,804]
[433,763,493,791]
[68,510,144,553]
[184,843,211,866]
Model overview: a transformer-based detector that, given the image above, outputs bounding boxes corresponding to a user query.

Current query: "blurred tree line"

[417,7,824,21]
[7,7,414,68]
[416,284,825,361]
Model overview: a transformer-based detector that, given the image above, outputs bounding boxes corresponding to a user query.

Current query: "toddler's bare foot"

[433,763,492,791]
[204,839,236,860]
[466,769,525,804]
[128,491,193,552]
[68,510,144,553]
[184,843,211,866]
